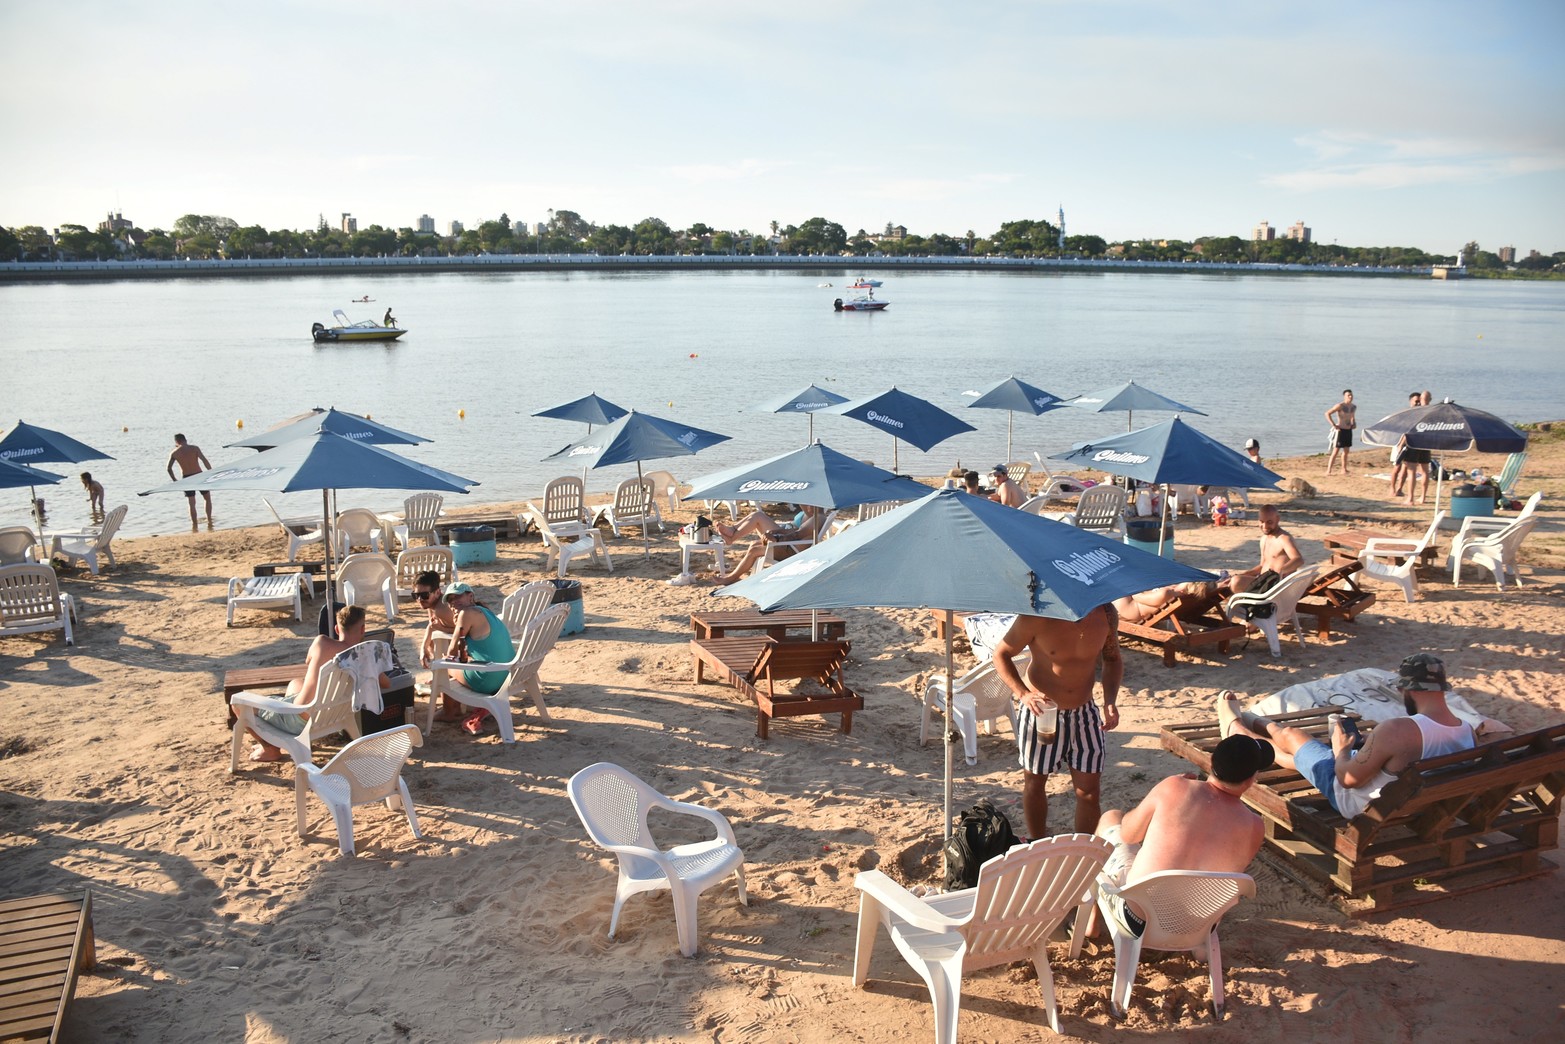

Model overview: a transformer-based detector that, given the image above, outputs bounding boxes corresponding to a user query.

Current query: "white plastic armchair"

[757,511,837,572]
[1004,460,1032,489]
[395,546,456,598]
[833,499,907,535]
[264,497,326,563]
[500,579,556,639]
[336,552,399,621]
[533,476,587,529]
[567,761,748,958]
[921,653,1026,765]
[525,509,613,578]
[393,492,444,551]
[49,503,127,575]
[1449,515,1538,591]
[642,469,682,517]
[591,477,661,537]
[854,834,1114,1040]
[294,724,422,857]
[1447,490,1540,545]
[229,659,362,773]
[1223,565,1319,657]
[1094,870,1256,1019]
[1359,513,1445,603]
[426,604,569,740]
[0,526,39,565]
[1047,485,1127,538]
[0,563,77,645]
[333,507,385,556]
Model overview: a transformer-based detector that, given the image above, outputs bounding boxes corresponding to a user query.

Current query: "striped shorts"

[1017,701,1105,776]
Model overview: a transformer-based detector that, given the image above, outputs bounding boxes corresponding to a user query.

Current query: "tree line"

[3,209,1559,274]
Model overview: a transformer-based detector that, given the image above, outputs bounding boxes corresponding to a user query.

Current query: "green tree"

[550,209,593,241]
[349,225,399,257]
[1064,234,1107,257]
[989,218,1060,256]
[0,225,20,260]
[55,223,116,260]
[788,216,847,255]
[711,230,734,253]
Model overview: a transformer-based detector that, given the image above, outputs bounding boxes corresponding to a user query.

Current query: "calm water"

[3,269,1561,536]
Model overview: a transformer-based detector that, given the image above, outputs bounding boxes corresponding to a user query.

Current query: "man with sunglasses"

[413,571,456,670]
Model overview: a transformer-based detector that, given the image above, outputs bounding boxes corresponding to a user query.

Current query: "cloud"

[1265,133,1565,192]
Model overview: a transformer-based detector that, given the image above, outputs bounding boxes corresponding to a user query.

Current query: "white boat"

[850,277,883,288]
[834,291,889,312]
[311,309,407,342]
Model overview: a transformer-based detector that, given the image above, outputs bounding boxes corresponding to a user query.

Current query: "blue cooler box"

[1448,486,1495,521]
[550,578,585,635]
[1124,518,1175,559]
[450,525,497,566]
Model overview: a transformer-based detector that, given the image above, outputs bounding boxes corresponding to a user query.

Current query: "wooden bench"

[1295,559,1378,640]
[0,889,95,1044]
[690,637,863,739]
[1162,711,1565,914]
[689,609,847,642]
[1116,597,1246,667]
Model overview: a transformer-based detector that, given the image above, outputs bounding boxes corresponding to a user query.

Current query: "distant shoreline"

[0,253,1431,284]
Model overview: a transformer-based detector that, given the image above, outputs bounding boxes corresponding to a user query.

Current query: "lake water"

[3,268,1561,536]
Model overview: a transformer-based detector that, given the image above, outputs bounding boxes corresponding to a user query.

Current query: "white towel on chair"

[335,640,395,715]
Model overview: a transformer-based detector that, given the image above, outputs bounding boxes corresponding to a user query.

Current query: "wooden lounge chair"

[689,636,862,739]
[1295,559,1378,639]
[1162,710,1565,914]
[1117,597,1245,668]
[0,889,95,1044]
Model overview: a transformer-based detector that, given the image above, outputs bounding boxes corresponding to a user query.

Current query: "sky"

[3,1,1562,254]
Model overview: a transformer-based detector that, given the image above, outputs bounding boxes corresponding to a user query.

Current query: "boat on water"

[834,290,889,312]
[311,309,406,342]
[849,277,883,288]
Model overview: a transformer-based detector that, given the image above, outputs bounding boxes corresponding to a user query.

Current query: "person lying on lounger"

[712,505,825,585]
[1113,580,1224,625]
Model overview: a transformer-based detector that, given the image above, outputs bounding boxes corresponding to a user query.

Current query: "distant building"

[1498,245,1516,263]
[341,213,357,234]
[417,214,436,234]
[1252,221,1275,242]
[534,221,548,235]
[449,220,464,236]
[98,211,133,234]
[512,219,528,237]
[1286,220,1311,243]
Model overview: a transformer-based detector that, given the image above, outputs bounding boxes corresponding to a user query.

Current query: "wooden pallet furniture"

[689,609,846,642]
[1295,560,1378,640]
[689,636,863,739]
[1116,598,1246,667]
[0,889,95,1044]
[432,512,530,543]
[1162,710,1565,915]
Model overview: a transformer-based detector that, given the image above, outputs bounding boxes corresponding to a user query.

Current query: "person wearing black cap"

[988,464,1025,508]
[1218,654,1475,819]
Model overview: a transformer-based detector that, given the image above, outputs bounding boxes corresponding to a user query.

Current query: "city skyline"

[2,2,1562,255]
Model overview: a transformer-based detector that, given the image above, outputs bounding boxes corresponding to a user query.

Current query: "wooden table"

[1322,529,1439,569]
[690,609,847,642]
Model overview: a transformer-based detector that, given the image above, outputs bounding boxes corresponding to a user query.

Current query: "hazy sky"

[4,1,1562,253]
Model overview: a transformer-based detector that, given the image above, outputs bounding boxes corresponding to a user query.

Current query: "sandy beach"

[3,431,1562,1044]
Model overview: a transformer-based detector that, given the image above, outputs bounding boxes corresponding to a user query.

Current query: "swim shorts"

[1017,701,1105,776]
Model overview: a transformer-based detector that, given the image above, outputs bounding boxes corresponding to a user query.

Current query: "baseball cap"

[1397,653,1450,691]
[442,581,474,600]
[1211,735,1274,783]
[1244,438,1259,451]
[991,463,1008,475]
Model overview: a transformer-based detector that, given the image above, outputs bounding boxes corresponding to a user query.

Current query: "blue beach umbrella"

[0,420,112,525]
[1062,380,1207,432]
[1362,399,1529,514]
[824,387,977,473]
[751,383,851,445]
[683,442,931,511]
[1,458,65,525]
[965,376,1069,460]
[533,393,629,431]
[225,407,429,451]
[720,487,1212,854]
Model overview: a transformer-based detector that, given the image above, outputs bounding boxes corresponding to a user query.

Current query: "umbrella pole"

[321,489,335,616]
[1006,411,1014,462]
[636,462,650,559]
[942,609,955,882]
[1433,455,1445,516]
[1157,483,1170,556]
[892,434,899,475]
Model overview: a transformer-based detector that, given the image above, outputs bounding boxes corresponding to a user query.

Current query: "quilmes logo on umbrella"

[0,446,44,460]
[1414,422,1467,433]
[738,479,811,493]
[1092,449,1151,465]
[677,430,699,446]
[207,466,284,483]
[792,402,831,411]
[866,410,904,429]
[763,557,829,581]
[568,444,603,457]
[1033,396,1058,408]
[1052,547,1122,586]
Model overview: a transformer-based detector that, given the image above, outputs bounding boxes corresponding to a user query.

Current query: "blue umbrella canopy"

[224,407,429,450]
[543,410,730,470]
[1048,417,1283,489]
[1361,400,1528,454]
[683,442,931,511]
[1062,381,1207,431]
[0,458,65,491]
[824,387,977,471]
[966,376,1068,460]
[0,420,114,466]
[533,393,629,429]
[752,383,851,444]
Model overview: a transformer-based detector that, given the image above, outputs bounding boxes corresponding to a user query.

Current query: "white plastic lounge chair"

[0,563,78,645]
[1094,870,1256,1019]
[0,526,39,565]
[1449,515,1538,591]
[921,653,1026,765]
[426,604,569,740]
[526,510,613,578]
[395,546,457,598]
[48,504,127,576]
[391,492,444,551]
[226,572,311,627]
[1004,460,1032,489]
[591,477,662,537]
[567,761,748,958]
[294,724,422,857]
[335,553,399,622]
[500,580,556,639]
[1223,565,1319,657]
[1045,485,1128,538]
[757,510,838,573]
[854,833,1114,1040]
[264,497,326,563]
[1358,513,1445,603]
[333,507,384,556]
[229,656,363,772]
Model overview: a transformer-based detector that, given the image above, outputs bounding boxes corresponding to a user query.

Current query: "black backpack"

[1240,569,1282,619]
[943,799,1017,890]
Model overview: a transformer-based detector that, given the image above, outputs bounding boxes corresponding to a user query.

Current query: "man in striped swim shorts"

[992,604,1122,839]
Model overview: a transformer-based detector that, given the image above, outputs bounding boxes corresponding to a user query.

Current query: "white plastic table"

[677,535,727,580]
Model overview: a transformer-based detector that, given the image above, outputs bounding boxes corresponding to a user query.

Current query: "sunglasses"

[414,590,437,601]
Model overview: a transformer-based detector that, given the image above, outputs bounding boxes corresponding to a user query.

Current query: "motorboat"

[311,309,406,342]
[849,277,883,288]
[834,291,889,312]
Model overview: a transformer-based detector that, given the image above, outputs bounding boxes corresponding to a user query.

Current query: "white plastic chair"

[641,469,682,516]
[1095,870,1256,1019]
[395,545,457,598]
[921,654,1026,765]
[0,526,39,565]
[333,507,384,556]
[264,497,326,563]
[294,724,423,857]
[833,499,907,535]
[500,579,556,639]
[854,834,1114,1040]
[1047,485,1128,538]
[427,604,569,740]
[1447,490,1541,546]
[336,553,399,622]
[0,563,78,645]
[1223,565,1319,657]
[1358,513,1445,603]
[1449,515,1538,591]
[532,476,588,529]
[1004,460,1032,490]
[392,492,444,551]
[48,504,127,575]
[591,477,662,537]
[526,509,613,578]
[229,658,362,772]
[567,761,748,958]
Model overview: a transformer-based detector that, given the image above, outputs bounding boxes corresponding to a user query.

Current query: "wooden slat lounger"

[689,609,847,642]
[1295,560,1378,640]
[1116,597,1246,667]
[690,636,863,739]
[0,889,95,1044]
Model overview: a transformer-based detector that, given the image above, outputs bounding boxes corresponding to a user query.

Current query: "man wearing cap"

[436,582,516,734]
[988,464,1026,508]
[1094,735,1269,935]
[1218,654,1475,819]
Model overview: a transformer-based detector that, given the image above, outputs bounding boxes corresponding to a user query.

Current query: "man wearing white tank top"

[1218,653,1475,818]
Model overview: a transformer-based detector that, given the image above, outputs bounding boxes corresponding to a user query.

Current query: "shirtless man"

[1324,389,1356,475]
[988,464,1026,508]
[1219,504,1302,595]
[412,570,457,668]
[248,605,388,762]
[993,605,1122,837]
[167,433,214,530]
[1094,734,1269,935]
